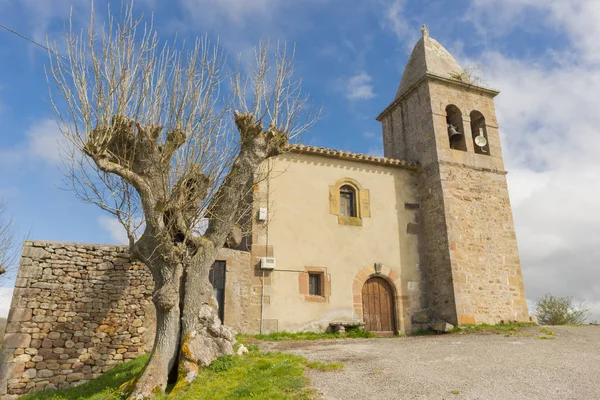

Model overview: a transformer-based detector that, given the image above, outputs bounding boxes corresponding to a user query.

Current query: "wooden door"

[362,277,395,334]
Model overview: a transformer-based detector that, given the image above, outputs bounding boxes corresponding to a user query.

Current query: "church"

[0,27,533,395]
[243,26,530,334]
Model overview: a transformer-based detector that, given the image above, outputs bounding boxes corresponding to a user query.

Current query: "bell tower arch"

[377,26,529,326]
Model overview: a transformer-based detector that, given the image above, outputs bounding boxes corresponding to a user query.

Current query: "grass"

[240,327,375,342]
[21,348,342,400]
[540,328,556,336]
[451,322,537,334]
[537,335,555,340]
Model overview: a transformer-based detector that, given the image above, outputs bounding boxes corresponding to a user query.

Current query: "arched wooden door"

[362,277,395,334]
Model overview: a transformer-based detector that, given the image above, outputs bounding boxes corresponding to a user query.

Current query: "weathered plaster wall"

[252,153,426,334]
[0,241,252,398]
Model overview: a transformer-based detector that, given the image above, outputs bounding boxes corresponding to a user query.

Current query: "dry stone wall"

[0,241,253,398]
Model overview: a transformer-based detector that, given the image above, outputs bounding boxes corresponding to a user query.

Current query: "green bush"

[534,293,589,325]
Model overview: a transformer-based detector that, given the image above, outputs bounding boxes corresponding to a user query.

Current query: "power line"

[0,23,68,60]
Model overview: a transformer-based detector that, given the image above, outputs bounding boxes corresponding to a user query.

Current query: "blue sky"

[0,0,599,322]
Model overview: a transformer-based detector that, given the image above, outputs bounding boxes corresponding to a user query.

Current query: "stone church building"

[249,26,530,333]
[0,28,530,396]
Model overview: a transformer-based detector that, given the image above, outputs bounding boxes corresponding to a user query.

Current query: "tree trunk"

[127,243,186,399]
[177,246,235,384]
[125,242,234,399]
[128,298,181,399]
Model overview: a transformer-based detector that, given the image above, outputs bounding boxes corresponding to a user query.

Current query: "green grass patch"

[240,327,375,341]
[537,335,555,340]
[22,349,341,400]
[540,328,556,336]
[303,360,344,372]
[452,322,536,334]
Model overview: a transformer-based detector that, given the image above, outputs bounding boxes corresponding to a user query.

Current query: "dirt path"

[259,326,600,400]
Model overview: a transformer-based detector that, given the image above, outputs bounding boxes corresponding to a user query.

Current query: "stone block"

[21,246,49,260]
[30,282,60,290]
[1,361,25,381]
[67,372,84,382]
[14,278,27,288]
[2,333,32,349]
[22,369,37,379]
[37,369,54,378]
[8,308,32,322]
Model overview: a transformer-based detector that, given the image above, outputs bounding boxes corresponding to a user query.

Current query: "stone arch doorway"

[362,277,396,334]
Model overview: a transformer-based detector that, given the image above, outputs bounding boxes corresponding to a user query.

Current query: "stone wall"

[0,241,252,398]
[440,164,529,324]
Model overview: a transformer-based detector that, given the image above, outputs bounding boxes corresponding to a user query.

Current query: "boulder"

[431,321,454,333]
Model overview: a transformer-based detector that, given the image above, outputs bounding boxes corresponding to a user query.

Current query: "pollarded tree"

[47,4,317,398]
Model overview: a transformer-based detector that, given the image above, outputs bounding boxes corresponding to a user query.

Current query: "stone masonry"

[378,28,529,325]
[0,241,253,398]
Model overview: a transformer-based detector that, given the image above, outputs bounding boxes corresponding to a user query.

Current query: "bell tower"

[377,26,529,325]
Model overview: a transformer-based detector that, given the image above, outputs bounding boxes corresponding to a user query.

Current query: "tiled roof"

[286,144,419,169]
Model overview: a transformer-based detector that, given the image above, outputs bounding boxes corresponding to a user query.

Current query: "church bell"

[447,124,462,139]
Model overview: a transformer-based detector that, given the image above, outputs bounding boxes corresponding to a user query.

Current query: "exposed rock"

[236,344,249,355]
[431,321,454,333]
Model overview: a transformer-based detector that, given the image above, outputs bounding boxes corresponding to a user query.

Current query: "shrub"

[534,293,589,325]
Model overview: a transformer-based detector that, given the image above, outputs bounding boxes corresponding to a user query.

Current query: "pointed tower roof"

[395,25,463,99]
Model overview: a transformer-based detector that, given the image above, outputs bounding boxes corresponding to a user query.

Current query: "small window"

[308,273,322,296]
[339,185,357,217]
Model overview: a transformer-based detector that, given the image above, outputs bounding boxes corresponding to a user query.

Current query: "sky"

[0,0,599,322]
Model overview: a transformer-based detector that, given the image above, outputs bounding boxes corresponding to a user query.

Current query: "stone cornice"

[376,73,500,121]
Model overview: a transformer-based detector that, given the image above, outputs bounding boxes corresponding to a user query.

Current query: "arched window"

[339,185,357,217]
[446,105,467,152]
[470,111,490,155]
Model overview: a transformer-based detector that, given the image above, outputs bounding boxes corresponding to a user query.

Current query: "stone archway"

[352,265,403,333]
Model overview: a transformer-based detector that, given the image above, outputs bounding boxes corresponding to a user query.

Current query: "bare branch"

[0,199,17,279]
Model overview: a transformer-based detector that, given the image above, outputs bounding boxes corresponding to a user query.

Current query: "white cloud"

[0,118,63,166]
[178,0,276,24]
[344,73,376,100]
[97,216,129,245]
[25,119,63,165]
[468,0,600,64]
[465,1,600,322]
[380,0,415,44]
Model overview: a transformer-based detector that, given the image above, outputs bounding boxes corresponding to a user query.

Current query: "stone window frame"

[329,177,370,226]
[299,267,330,303]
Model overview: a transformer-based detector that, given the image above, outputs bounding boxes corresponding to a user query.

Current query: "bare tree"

[47,3,317,398]
[0,199,17,280]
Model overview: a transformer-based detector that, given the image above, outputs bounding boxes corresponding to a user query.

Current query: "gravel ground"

[259,326,600,400]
